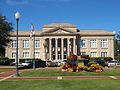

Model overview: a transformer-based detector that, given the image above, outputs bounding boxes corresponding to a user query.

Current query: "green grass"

[0,70,13,73]
[0,79,120,90]
[20,69,120,77]
[0,65,16,68]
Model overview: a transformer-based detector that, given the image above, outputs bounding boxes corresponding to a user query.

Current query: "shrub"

[87,62,95,67]
[0,57,10,65]
[90,57,113,63]
[115,56,120,61]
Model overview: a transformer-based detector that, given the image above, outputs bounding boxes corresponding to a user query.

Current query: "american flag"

[30,24,35,38]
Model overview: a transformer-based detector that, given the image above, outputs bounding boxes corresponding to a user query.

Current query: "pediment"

[51,29,71,34]
[41,27,75,34]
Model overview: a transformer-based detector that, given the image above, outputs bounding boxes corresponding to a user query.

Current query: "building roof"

[80,29,109,32]
[42,23,77,28]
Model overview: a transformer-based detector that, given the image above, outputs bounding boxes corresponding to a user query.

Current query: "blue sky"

[0,0,120,32]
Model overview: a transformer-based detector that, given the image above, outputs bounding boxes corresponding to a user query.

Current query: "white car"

[22,61,32,66]
[108,61,120,66]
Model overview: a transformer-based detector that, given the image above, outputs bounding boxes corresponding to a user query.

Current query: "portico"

[44,37,77,62]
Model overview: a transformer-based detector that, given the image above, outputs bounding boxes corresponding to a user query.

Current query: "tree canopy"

[0,14,13,56]
[115,31,120,40]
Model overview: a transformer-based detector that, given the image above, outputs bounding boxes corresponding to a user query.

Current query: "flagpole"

[30,24,35,70]
[33,27,36,70]
[33,33,36,70]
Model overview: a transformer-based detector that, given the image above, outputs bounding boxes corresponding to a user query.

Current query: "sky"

[0,0,120,32]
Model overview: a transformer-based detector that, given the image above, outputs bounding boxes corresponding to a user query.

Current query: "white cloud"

[39,0,72,2]
[5,0,72,5]
[6,0,28,5]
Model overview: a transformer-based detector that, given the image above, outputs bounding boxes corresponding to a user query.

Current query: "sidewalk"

[5,76,120,81]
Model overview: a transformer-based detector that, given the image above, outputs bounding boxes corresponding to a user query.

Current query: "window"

[12,40,17,48]
[90,40,97,48]
[80,40,86,48]
[12,52,16,58]
[58,39,61,48]
[80,52,86,55]
[58,52,61,59]
[34,40,40,48]
[34,52,40,58]
[90,52,97,57]
[23,52,29,58]
[101,52,107,57]
[64,52,67,60]
[23,40,29,48]
[64,39,67,47]
[101,40,107,48]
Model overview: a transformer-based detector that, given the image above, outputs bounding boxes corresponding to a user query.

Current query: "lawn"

[0,70,13,73]
[0,65,15,68]
[20,69,120,77]
[0,79,120,90]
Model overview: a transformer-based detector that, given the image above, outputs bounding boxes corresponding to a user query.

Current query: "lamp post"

[15,12,20,76]
[117,49,120,61]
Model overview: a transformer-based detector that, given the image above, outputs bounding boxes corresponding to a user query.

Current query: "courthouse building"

[5,23,115,62]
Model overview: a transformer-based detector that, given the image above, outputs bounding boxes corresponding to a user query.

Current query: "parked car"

[10,62,16,66]
[55,62,62,67]
[61,60,67,65]
[22,61,32,66]
[0,60,10,65]
[20,60,46,69]
[108,60,120,66]
[96,60,107,67]
[46,61,56,67]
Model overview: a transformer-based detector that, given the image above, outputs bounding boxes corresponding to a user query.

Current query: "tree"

[116,31,120,40]
[0,14,13,56]
[114,31,120,58]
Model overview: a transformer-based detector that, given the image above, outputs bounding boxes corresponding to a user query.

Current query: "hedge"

[114,56,120,61]
[0,57,10,65]
[9,58,42,63]
[90,57,113,62]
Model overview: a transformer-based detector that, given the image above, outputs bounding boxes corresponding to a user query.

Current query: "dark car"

[96,60,107,67]
[21,60,46,69]
[0,60,10,65]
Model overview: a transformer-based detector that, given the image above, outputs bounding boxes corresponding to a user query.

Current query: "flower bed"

[58,55,104,72]
[58,63,103,72]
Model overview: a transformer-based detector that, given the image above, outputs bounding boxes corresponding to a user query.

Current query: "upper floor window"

[80,40,86,48]
[58,39,61,48]
[101,40,107,48]
[23,40,29,48]
[23,52,29,58]
[34,40,40,48]
[90,40,97,48]
[101,52,107,57]
[90,52,97,57]
[12,40,17,48]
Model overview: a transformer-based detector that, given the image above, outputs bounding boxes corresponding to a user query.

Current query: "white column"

[67,38,70,56]
[55,39,58,60]
[49,38,52,60]
[73,38,76,55]
[61,38,64,61]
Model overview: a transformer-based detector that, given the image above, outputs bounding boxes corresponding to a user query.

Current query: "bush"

[90,57,113,63]
[87,62,95,67]
[115,56,120,61]
[0,57,10,65]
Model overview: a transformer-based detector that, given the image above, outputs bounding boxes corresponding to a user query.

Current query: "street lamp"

[117,49,120,61]
[15,12,20,76]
